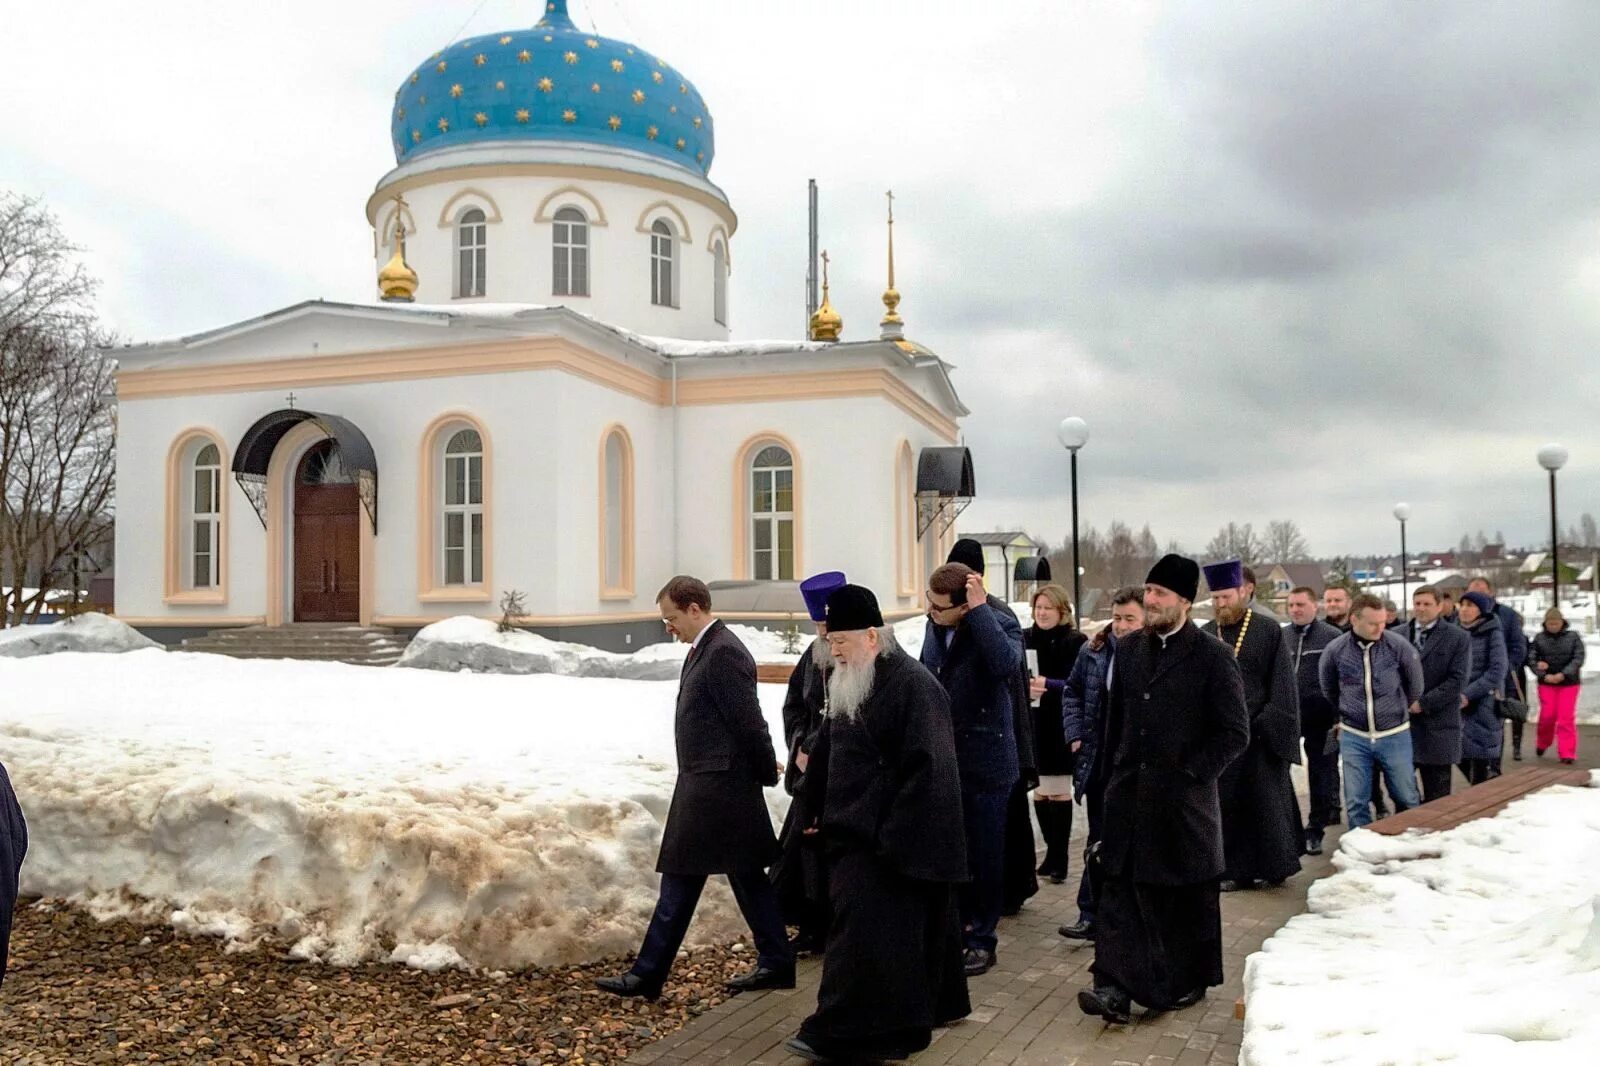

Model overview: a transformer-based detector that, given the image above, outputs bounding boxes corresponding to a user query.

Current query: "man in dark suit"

[1401,585,1472,803]
[1285,586,1342,855]
[596,576,794,999]
[1078,555,1250,1024]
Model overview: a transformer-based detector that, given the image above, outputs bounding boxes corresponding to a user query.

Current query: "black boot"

[1035,801,1073,883]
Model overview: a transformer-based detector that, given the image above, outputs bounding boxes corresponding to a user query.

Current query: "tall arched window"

[455,207,487,298]
[650,219,677,308]
[750,445,795,580]
[190,443,222,589]
[599,426,635,597]
[553,206,590,297]
[442,428,484,585]
[712,239,728,325]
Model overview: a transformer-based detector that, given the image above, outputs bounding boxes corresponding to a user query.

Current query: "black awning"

[1014,556,1052,583]
[232,409,380,531]
[915,446,975,497]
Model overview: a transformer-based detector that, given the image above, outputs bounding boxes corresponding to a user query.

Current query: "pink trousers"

[1536,684,1580,761]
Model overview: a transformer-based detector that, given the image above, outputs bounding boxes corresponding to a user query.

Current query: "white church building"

[112,0,976,646]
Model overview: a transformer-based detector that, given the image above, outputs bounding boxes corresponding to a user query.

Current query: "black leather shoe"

[1058,919,1095,941]
[962,947,997,977]
[1077,984,1132,1024]
[724,964,796,993]
[1219,879,1244,892]
[1303,832,1324,856]
[593,972,661,1000]
[1171,986,1207,1009]
[782,1037,834,1063]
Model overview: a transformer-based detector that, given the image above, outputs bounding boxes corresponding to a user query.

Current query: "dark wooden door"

[294,443,360,622]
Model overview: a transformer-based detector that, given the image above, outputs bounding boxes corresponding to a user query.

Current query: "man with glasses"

[919,561,1023,978]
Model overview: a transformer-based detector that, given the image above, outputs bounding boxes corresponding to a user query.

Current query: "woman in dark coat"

[1531,607,1585,764]
[1458,592,1509,784]
[0,759,27,987]
[1024,584,1086,883]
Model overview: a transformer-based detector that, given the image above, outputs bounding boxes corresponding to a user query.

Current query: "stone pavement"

[626,813,1332,1066]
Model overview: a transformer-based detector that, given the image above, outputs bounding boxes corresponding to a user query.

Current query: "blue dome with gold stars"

[390,1,715,175]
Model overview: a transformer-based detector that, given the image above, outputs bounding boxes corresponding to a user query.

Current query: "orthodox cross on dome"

[285,392,298,410]
[880,189,904,340]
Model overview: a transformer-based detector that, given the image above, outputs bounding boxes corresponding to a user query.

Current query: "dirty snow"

[0,613,159,657]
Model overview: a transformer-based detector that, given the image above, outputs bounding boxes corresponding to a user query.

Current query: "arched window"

[750,444,795,580]
[553,206,590,297]
[599,426,634,597]
[455,207,487,298]
[442,428,484,585]
[190,442,222,589]
[650,218,677,308]
[712,239,728,325]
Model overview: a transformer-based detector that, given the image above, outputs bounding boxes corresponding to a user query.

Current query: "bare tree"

[1204,522,1261,566]
[0,193,116,625]
[1262,519,1311,562]
[1581,513,1598,549]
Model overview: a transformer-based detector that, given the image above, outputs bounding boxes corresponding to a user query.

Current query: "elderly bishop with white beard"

[785,585,971,1065]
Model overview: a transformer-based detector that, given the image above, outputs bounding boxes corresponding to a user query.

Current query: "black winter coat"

[781,640,830,794]
[1400,619,1472,766]
[1286,620,1342,737]
[0,760,26,988]
[919,599,1024,793]
[1025,624,1086,777]
[656,620,781,876]
[1531,626,1586,688]
[1098,622,1250,886]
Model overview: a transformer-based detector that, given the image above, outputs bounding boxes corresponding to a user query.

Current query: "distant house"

[1482,543,1506,563]
[1253,563,1326,606]
[955,531,1041,602]
[1433,573,1470,596]
[1427,552,1458,569]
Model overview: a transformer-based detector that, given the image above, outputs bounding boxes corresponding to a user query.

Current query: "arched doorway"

[293,440,361,622]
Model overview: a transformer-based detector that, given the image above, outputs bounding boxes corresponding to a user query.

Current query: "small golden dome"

[808,249,843,343]
[378,199,419,302]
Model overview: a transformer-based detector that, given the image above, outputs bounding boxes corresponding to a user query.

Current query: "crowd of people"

[589,546,1587,1057]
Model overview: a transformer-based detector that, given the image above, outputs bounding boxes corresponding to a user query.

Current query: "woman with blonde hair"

[1530,607,1585,764]
[1026,583,1087,883]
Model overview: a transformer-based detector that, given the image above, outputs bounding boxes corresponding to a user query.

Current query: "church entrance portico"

[232,407,380,627]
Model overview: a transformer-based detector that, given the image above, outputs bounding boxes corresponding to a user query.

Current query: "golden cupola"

[808,249,843,342]
[378,196,419,303]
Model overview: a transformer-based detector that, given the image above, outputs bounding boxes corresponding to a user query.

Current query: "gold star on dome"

[450,83,464,97]
[627,47,635,55]
[538,76,554,92]
[432,51,442,60]
[631,89,645,103]
[396,106,406,119]
[697,151,705,162]
[608,115,621,130]
[679,82,687,94]
[646,125,659,140]
[412,130,421,143]
[586,39,599,48]
[518,50,532,62]
[611,59,624,72]
[461,41,472,49]
[669,105,678,114]
[562,108,577,122]
[675,137,685,150]
[515,108,530,123]
[500,35,513,45]
[692,116,702,128]
[437,60,447,73]
[474,112,489,126]
[496,80,506,90]
[591,82,601,93]
[544,35,553,42]
[438,117,450,132]
[652,71,663,84]
[411,73,419,85]
[419,94,428,104]
[564,51,579,64]
[658,58,667,67]
[475,54,487,66]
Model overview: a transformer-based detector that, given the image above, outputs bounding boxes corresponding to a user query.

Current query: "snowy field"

[1242,774,1600,1065]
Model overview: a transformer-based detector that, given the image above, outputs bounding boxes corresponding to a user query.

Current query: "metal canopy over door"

[293,440,360,622]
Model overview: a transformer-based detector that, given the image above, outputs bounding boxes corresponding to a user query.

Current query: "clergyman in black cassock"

[1080,555,1249,1022]
[0,758,26,987]
[789,585,971,1063]
[1200,560,1304,889]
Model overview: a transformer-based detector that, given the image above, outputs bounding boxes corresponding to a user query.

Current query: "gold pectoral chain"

[1229,609,1252,658]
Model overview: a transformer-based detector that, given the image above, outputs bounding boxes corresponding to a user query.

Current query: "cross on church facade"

[286,392,298,410]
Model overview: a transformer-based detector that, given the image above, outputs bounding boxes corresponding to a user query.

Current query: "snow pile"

[1243,782,1600,1065]
[0,613,159,657]
[397,616,807,677]
[0,649,794,971]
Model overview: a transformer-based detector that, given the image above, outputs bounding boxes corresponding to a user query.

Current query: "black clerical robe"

[771,640,830,934]
[1203,610,1304,886]
[797,648,970,1060]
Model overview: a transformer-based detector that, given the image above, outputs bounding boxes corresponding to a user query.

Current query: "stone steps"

[180,625,410,667]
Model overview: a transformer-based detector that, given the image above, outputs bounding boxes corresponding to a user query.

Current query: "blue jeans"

[961,787,1009,953]
[1340,729,1421,829]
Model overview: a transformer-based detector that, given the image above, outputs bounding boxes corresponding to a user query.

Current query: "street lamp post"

[1058,417,1090,618]
[1393,503,1411,620]
[1538,444,1569,608]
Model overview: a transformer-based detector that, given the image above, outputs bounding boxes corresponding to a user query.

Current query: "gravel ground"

[0,900,756,1065]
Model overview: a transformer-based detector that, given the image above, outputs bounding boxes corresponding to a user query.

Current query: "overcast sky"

[6,0,1600,557]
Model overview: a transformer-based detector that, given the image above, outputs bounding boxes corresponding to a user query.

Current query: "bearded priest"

[785,585,971,1064]
[1201,559,1304,891]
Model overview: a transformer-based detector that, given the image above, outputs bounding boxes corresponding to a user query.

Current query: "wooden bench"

[756,663,797,684]
[1234,763,1591,1020]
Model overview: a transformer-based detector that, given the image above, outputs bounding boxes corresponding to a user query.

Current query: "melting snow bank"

[397,616,804,677]
[0,612,159,657]
[0,649,794,971]
[1243,773,1600,1065]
